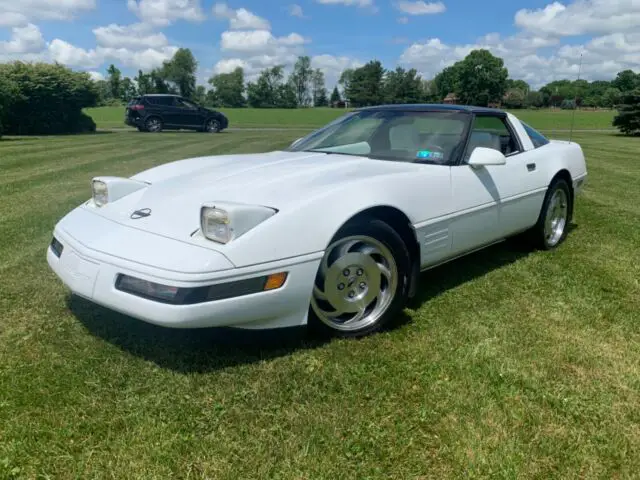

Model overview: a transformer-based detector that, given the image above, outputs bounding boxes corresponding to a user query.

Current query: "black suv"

[125,94,229,133]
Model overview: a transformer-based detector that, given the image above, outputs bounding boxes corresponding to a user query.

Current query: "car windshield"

[286,109,471,164]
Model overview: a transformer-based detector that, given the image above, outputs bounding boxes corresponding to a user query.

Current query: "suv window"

[521,122,550,148]
[173,97,197,109]
[145,96,173,106]
[464,115,521,161]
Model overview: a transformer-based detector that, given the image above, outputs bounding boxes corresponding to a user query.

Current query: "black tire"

[137,126,146,132]
[145,116,163,133]
[204,118,221,133]
[307,218,411,339]
[528,177,573,250]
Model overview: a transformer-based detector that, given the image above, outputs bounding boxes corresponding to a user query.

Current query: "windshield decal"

[416,150,444,161]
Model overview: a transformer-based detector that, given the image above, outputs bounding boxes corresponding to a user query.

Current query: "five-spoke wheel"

[308,219,410,338]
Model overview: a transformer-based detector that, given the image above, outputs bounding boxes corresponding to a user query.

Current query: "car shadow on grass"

[68,295,329,374]
[69,226,578,373]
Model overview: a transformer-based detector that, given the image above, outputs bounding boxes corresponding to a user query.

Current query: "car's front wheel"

[308,219,411,338]
[204,118,221,133]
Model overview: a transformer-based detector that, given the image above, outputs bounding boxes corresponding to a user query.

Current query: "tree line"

[2,46,640,137]
[95,47,640,112]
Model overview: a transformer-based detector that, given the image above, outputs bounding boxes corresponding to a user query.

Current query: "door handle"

[526,163,536,172]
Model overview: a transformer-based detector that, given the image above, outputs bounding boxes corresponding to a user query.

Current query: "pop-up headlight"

[90,176,148,207]
[200,203,277,244]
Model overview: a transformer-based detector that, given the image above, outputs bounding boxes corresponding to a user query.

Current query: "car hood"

[83,150,421,241]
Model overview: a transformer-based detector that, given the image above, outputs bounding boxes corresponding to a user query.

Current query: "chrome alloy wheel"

[206,119,221,132]
[146,118,162,132]
[311,235,398,332]
[544,188,568,247]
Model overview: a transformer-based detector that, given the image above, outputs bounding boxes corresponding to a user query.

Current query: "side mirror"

[467,147,506,168]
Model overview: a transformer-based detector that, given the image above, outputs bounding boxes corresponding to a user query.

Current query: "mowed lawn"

[1,128,639,479]
[86,105,618,131]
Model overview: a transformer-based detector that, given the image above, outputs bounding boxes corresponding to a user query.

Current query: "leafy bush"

[0,61,98,135]
[0,75,19,139]
[613,89,640,136]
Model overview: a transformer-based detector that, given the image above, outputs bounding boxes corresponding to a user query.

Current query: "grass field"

[1,127,639,478]
[85,105,618,131]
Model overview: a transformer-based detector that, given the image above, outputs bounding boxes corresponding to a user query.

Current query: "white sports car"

[48,104,588,337]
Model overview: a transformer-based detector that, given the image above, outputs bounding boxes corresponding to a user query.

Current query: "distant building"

[443,93,458,104]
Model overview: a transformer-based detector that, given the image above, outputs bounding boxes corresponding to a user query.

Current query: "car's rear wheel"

[145,117,163,133]
[529,178,572,250]
[308,219,410,338]
[204,118,221,133]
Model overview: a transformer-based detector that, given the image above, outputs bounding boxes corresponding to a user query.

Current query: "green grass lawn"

[1,130,639,478]
[85,105,617,132]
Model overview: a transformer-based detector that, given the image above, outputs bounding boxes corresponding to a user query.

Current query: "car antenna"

[569,52,583,144]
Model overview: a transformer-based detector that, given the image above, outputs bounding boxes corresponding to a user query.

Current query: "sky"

[0,0,638,90]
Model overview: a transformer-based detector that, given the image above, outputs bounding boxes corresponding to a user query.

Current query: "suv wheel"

[145,117,163,133]
[204,118,221,133]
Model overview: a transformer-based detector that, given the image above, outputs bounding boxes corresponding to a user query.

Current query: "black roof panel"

[354,103,506,114]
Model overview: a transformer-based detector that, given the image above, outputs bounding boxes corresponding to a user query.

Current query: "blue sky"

[0,1,637,89]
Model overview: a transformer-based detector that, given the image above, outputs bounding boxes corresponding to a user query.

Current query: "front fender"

[219,166,454,267]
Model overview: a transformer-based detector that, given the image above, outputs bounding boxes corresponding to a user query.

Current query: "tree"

[135,70,153,95]
[311,69,328,107]
[345,60,385,107]
[120,77,137,102]
[507,79,530,93]
[338,68,355,96]
[612,89,640,135]
[602,87,622,108]
[0,61,98,135]
[420,79,437,102]
[330,86,341,105]
[161,48,198,99]
[193,85,207,106]
[208,67,245,107]
[526,90,544,108]
[503,88,526,108]
[290,56,313,107]
[612,70,640,93]
[247,66,287,108]
[383,67,423,104]
[433,65,460,101]
[277,82,298,108]
[107,64,122,101]
[0,74,19,138]
[455,49,508,106]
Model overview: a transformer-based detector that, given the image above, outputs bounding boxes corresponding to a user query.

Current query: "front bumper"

[47,219,321,330]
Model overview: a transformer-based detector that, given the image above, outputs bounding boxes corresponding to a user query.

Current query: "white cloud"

[315,0,374,7]
[515,0,640,37]
[312,54,364,87]
[127,0,206,27]
[0,0,95,27]
[220,30,307,55]
[289,4,307,18]
[88,71,105,81]
[48,39,101,68]
[394,1,445,15]
[212,3,271,30]
[93,23,169,50]
[397,16,409,24]
[0,23,45,54]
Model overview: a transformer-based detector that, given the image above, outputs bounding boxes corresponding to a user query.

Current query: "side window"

[173,97,197,109]
[464,115,521,161]
[522,122,550,148]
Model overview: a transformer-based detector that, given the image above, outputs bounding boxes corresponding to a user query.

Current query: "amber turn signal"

[264,272,288,291]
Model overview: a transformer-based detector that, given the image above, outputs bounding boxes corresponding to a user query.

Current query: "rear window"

[127,97,141,106]
[521,122,550,148]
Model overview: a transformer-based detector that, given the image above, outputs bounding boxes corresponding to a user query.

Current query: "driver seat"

[388,123,421,153]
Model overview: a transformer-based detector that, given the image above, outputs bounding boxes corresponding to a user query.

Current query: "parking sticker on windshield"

[416,150,444,160]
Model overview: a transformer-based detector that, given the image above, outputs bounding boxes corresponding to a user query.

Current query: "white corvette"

[48,105,588,337]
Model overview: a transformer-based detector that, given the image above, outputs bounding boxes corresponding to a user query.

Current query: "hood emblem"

[130,208,152,219]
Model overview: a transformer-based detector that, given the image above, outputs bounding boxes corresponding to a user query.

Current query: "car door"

[172,97,203,128]
[449,113,545,256]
